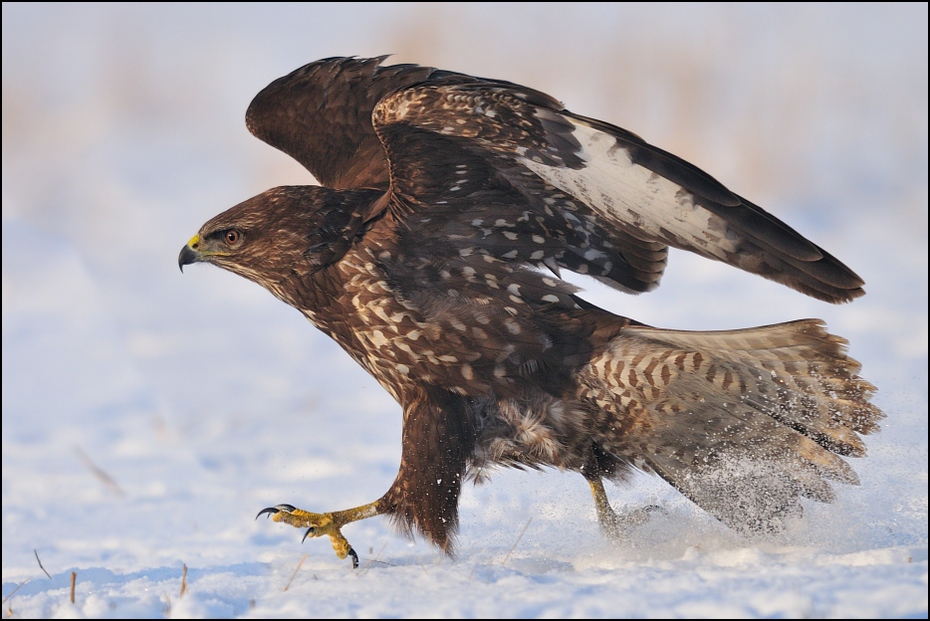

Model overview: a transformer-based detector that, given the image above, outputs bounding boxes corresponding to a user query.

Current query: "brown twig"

[470,517,534,580]
[1,580,30,605]
[74,446,124,496]
[33,549,51,579]
[501,518,532,565]
[283,554,307,591]
[180,564,188,598]
[69,572,76,604]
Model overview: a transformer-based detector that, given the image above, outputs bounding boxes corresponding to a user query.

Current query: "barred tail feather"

[583,319,883,532]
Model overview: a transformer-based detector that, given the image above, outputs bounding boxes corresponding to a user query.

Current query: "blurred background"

[3,2,927,580]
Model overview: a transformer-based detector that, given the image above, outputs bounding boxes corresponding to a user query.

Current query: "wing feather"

[246,56,434,189]
[247,57,865,303]
[372,80,865,303]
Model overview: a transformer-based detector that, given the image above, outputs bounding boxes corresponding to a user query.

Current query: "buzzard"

[179,57,882,567]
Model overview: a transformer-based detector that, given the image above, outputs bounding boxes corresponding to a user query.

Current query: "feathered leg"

[585,476,662,538]
[258,386,476,566]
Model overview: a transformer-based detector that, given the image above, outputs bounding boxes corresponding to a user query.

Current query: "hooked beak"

[178,234,202,272]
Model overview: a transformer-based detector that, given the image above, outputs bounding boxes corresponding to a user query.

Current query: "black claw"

[256,508,277,520]
[347,547,359,569]
[256,503,297,520]
[301,527,316,543]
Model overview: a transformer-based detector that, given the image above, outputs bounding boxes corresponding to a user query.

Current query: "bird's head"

[180,184,385,281]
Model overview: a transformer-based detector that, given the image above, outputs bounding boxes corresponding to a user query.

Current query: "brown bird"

[179,57,882,568]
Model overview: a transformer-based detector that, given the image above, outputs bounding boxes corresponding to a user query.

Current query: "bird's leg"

[256,501,385,568]
[587,477,624,539]
[587,477,663,539]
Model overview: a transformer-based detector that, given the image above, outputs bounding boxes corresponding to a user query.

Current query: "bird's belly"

[470,394,596,474]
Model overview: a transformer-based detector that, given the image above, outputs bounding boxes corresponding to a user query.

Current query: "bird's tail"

[580,319,883,532]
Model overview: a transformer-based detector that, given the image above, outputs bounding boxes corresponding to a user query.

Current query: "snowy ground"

[2,4,927,618]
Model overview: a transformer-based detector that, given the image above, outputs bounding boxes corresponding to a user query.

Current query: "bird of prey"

[179,56,882,568]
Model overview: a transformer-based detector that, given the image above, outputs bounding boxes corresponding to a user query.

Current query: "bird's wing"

[245,56,436,190]
[371,79,865,303]
[245,57,864,302]
[245,57,650,292]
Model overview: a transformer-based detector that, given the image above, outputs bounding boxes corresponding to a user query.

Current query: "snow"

[2,4,927,618]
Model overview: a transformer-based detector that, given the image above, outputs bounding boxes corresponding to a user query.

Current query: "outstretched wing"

[246,57,865,303]
[372,80,865,303]
[245,56,544,191]
[245,56,434,190]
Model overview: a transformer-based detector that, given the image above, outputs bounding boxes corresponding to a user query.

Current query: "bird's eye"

[224,230,241,246]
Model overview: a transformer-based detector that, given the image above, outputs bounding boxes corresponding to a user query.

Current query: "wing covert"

[372,80,865,303]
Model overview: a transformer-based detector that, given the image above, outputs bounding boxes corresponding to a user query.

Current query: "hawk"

[179,57,882,567]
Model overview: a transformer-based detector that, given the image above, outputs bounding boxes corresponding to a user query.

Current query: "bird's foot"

[598,504,666,539]
[587,477,665,539]
[257,501,383,568]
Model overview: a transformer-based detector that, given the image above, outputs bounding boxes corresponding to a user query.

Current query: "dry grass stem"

[1,580,30,606]
[74,446,124,497]
[502,518,532,565]
[358,541,390,575]
[283,554,307,591]
[33,550,51,579]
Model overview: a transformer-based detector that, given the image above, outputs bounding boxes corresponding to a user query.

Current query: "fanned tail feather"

[581,319,883,531]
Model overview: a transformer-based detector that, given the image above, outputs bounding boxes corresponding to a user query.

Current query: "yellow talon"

[587,477,663,539]
[588,478,623,538]
[257,501,382,568]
